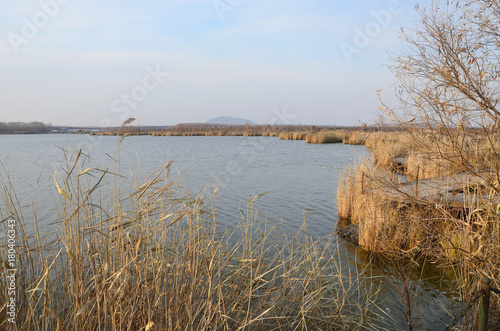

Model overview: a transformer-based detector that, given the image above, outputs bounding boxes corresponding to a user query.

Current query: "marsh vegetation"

[0,147,395,330]
[338,0,500,328]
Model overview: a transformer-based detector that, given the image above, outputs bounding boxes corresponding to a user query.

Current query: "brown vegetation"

[338,136,500,326]
[0,148,383,330]
[344,131,367,145]
[338,0,500,327]
[305,132,345,144]
[91,125,380,146]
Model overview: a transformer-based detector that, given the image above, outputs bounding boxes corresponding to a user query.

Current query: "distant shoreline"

[0,122,400,136]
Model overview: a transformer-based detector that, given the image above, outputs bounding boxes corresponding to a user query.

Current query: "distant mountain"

[206,116,257,125]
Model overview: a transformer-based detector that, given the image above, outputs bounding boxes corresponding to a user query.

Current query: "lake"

[0,134,366,238]
[0,134,458,329]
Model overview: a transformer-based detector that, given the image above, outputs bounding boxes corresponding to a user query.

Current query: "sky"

[0,0,431,127]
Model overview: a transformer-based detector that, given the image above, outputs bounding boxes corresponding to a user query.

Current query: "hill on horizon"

[206,116,257,125]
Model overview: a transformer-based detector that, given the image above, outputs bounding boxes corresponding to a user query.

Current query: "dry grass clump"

[358,200,440,258]
[337,132,500,324]
[344,131,367,145]
[403,130,500,184]
[362,130,500,179]
[364,132,412,170]
[0,148,378,330]
[339,130,500,260]
[406,152,450,180]
[439,201,500,326]
[291,132,307,140]
[338,160,446,259]
[279,132,308,140]
[205,131,222,136]
[305,132,344,144]
[243,132,262,137]
[337,160,370,222]
[279,132,292,140]
[149,132,177,136]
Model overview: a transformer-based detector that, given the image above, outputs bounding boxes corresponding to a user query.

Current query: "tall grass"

[365,132,412,170]
[337,150,500,262]
[0,147,381,330]
[344,131,367,145]
[279,132,309,141]
[338,131,500,326]
[337,161,368,222]
[336,160,429,256]
[305,132,345,144]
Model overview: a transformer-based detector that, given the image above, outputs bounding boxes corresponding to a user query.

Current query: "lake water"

[0,134,366,238]
[0,134,459,329]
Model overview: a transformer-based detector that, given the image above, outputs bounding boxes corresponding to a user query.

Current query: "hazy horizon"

[1,0,428,127]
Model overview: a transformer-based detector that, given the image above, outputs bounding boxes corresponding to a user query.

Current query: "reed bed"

[223,132,244,136]
[243,132,262,137]
[278,130,374,145]
[279,132,308,141]
[278,132,292,140]
[340,134,500,260]
[291,132,307,140]
[364,132,413,170]
[92,128,383,147]
[337,130,500,326]
[0,148,382,330]
[403,131,500,182]
[337,161,369,222]
[344,131,367,145]
[336,159,428,256]
[91,123,323,138]
[305,132,345,144]
[406,152,448,180]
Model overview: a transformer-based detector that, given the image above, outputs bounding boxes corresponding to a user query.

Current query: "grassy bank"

[90,126,380,146]
[86,119,393,145]
[337,130,500,325]
[0,148,386,330]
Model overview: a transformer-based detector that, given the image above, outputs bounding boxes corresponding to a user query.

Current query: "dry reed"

[0,147,380,330]
[305,132,344,144]
[364,132,412,170]
[337,130,500,325]
[344,131,367,145]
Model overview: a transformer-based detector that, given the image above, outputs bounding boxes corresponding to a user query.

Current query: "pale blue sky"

[0,0,429,126]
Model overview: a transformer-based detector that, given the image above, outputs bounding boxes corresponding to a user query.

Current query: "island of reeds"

[87,121,376,144]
